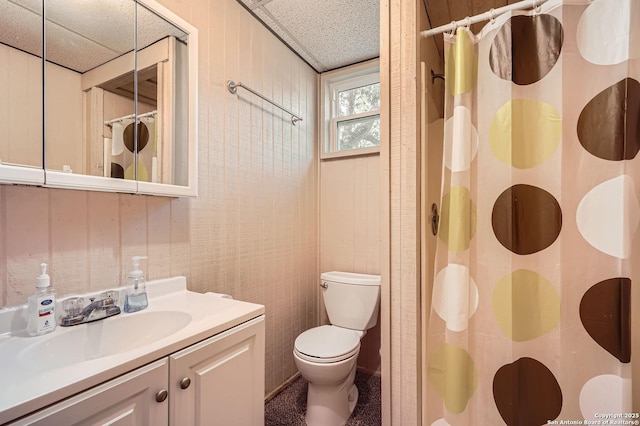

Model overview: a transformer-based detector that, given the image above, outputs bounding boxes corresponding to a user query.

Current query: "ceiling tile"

[239,0,379,72]
[251,6,325,71]
[1,0,189,73]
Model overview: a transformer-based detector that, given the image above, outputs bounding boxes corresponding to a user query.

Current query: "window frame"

[320,60,380,160]
[328,74,380,154]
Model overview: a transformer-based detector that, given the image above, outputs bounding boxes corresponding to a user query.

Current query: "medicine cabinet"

[0,0,197,197]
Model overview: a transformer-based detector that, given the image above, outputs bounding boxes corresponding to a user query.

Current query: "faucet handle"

[63,297,85,317]
[100,291,119,306]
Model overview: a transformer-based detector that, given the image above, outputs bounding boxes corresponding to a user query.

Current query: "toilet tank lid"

[321,271,381,286]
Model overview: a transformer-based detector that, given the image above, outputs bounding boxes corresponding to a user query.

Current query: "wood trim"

[419,61,429,426]
[81,39,170,92]
[386,0,422,423]
[159,39,174,185]
[84,87,104,177]
[320,147,380,160]
[379,0,392,423]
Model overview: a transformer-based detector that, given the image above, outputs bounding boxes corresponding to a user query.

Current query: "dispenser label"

[37,296,55,332]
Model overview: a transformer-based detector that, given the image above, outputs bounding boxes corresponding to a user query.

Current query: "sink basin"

[0,276,268,425]
[19,311,192,369]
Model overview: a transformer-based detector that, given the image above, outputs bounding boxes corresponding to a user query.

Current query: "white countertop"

[0,276,265,424]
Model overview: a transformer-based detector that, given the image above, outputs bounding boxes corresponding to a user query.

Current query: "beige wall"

[0,44,87,170]
[319,154,381,372]
[45,63,84,174]
[0,45,43,169]
[0,43,43,168]
[0,0,318,396]
[320,156,380,275]
[0,43,90,174]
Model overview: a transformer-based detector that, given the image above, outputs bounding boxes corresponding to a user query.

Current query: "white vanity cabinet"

[169,316,266,425]
[9,316,265,426]
[9,359,170,426]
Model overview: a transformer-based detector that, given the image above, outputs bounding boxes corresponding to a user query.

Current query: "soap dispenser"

[27,263,57,336]
[124,256,148,313]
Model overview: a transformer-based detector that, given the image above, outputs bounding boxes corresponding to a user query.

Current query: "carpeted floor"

[265,371,381,426]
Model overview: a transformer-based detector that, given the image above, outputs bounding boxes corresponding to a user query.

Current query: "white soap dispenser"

[27,263,57,336]
[124,256,148,313]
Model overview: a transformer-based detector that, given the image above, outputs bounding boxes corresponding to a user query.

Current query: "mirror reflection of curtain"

[110,117,156,181]
[424,0,639,424]
[135,116,156,182]
[109,119,130,179]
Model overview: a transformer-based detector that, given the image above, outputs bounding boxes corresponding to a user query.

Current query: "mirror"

[0,0,197,195]
[44,0,195,195]
[134,2,190,189]
[0,0,44,184]
[44,0,137,192]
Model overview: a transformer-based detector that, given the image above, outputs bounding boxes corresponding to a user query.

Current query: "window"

[321,61,380,158]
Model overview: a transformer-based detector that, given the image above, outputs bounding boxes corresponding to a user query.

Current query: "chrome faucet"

[60,291,121,327]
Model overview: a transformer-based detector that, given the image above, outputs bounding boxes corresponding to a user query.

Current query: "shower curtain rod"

[104,110,158,127]
[226,80,303,126]
[421,0,549,38]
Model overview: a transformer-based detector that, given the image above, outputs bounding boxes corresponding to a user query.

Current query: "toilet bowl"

[294,272,380,426]
[294,325,363,426]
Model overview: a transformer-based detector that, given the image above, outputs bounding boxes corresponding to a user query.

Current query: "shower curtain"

[425,0,639,425]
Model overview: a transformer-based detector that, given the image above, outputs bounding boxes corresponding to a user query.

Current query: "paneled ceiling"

[238,0,523,74]
[237,0,379,73]
[1,0,187,73]
[3,0,525,77]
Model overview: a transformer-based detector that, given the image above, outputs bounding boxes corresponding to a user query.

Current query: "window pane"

[337,115,380,151]
[338,83,380,117]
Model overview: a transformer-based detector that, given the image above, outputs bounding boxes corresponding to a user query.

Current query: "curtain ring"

[489,8,496,24]
[449,20,457,34]
[464,16,471,29]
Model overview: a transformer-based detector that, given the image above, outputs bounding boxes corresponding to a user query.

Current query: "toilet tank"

[321,271,381,331]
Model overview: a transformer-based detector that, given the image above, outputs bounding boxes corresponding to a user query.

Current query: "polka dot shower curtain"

[424,0,639,424]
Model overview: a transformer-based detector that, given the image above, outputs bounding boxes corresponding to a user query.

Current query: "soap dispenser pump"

[27,263,57,336]
[124,256,148,313]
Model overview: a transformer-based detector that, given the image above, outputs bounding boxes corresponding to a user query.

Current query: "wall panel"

[0,0,317,396]
[319,154,381,372]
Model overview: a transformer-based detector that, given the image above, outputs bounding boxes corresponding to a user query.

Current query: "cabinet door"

[169,316,265,426]
[11,359,169,426]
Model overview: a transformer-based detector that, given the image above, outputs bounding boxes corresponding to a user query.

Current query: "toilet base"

[304,367,358,426]
[347,384,358,414]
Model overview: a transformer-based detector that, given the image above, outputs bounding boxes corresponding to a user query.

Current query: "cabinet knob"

[155,389,168,403]
[180,377,191,389]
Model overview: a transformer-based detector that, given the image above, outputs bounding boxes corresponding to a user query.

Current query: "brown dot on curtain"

[580,277,631,363]
[489,14,564,85]
[577,78,640,161]
[111,163,124,179]
[123,122,149,154]
[493,357,563,426]
[492,184,562,255]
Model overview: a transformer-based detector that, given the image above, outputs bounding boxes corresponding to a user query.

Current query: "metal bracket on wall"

[431,203,439,236]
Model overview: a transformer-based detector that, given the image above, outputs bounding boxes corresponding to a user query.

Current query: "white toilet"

[293,271,381,426]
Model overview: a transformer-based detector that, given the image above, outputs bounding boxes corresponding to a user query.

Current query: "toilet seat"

[294,325,361,364]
